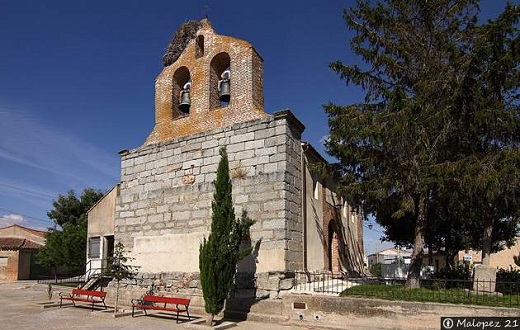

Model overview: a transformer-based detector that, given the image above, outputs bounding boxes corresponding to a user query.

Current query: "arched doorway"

[328,220,341,274]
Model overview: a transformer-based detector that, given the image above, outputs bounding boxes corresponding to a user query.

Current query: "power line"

[0,206,51,225]
[363,223,382,233]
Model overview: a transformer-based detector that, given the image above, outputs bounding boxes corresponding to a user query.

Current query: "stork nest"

[162,20,202,67]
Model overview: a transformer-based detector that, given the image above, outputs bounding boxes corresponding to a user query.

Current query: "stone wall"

[115,110,305,275]
[104,269,298,308]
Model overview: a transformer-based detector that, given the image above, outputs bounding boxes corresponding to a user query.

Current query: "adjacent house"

[366,238,520,279]
[87,18,364,300]
[367,248,412,268]
[455,239,520,270]
[85,185,118,278]
[424,237,520,271]
[0,224,46,280]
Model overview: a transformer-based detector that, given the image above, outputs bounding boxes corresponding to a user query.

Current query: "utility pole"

[375,240,380,264]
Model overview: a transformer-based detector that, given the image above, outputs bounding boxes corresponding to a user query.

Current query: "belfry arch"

[173,66,191,118]
[210,52,231,109]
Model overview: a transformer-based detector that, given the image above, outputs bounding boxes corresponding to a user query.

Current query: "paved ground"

[0,281,343,330]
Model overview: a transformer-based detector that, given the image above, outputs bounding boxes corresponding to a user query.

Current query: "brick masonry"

[0,250,18,280]
[146,19,268,144]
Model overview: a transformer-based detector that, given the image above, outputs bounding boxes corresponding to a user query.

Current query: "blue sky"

[0,0,514,254]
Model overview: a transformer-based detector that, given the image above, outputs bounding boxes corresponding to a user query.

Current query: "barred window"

[88,237,101,259]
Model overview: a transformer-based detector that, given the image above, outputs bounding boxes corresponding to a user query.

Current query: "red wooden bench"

[131,294,191,323]
[59,288,107,311]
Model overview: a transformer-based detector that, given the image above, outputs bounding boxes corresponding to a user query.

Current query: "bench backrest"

[142,295,190,306]
[71,289,106,298]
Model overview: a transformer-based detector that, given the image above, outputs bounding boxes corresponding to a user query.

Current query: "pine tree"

[444,3,520,266]
[199,147,253,325]
[325,0,519,287]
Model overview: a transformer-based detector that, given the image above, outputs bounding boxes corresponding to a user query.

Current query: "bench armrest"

[59,292,72,298]
[175,303,187,310]
[131,298,143,305]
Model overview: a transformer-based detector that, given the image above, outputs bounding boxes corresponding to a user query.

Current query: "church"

[86,18,364,301]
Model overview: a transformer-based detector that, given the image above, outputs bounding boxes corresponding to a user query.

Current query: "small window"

[0,257,7,266]
[351,210,357,223]
[313,179,320,200]
[196,35,204,58]
[342,200,348,218]
[89,237,101,259]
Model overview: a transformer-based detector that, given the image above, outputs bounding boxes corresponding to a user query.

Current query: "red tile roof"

[0,237,43,250]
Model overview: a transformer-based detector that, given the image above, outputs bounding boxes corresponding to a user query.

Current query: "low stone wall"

[283,294,520,329]
[228,294,520,329]
[103,270,297,308]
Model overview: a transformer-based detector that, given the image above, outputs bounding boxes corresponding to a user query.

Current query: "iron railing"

[37,259,108,286]
[292,271,520,308]
[293,271,355,294]
[36,274,86,285]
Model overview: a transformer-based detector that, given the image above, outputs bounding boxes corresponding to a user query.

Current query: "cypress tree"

[199,147,253,325]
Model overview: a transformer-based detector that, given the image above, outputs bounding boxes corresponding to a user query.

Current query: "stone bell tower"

[145,18,268,145]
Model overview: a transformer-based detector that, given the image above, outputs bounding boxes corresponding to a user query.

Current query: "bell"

[179,90,190,113]
[219,80,230,102]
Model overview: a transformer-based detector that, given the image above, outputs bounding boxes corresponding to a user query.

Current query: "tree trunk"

[47,284,53,302]
[473,214,497,293]
[427,243,433,266]
[481,216,494,266]
[205,313,214,326]
[406,195,427,289]
[445,249,456,269]
[114,281,120,315]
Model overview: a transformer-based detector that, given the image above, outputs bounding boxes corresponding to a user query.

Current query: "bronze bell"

[179,82,191,113]
[179,90,191,113]
[219,79,230,102]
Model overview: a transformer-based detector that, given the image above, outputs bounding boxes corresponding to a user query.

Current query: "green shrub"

[432,264,471,280]
[496,267,520,294]
[369,263,382,277]
[428,264,471,289]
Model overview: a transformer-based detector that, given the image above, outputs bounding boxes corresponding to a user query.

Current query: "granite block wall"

[116,110,305,281]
